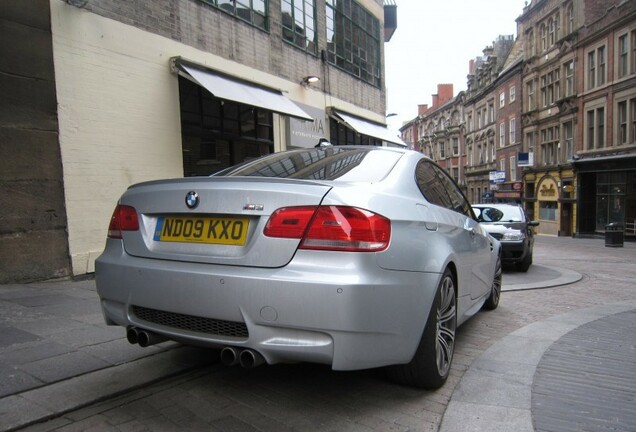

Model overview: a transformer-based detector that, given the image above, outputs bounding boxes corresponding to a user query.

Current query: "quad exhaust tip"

[220,346,265,369]
[126,326,167,347]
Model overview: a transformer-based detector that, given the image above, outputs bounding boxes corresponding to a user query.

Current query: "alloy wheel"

[435,275,456,377]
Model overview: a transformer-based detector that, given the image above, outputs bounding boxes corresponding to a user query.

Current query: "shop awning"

[179,64,313,121]
[332,111,407,147]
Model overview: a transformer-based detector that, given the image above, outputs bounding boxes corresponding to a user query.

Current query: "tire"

[517,251,532,272]
[387,268,457,389]
[483,255,502,310]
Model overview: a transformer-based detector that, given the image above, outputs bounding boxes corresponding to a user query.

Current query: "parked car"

[96,146,502,389]
[472,203,539,272]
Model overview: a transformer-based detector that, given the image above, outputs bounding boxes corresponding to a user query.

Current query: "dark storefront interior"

[576,156,636,238]
[178,76,274,176]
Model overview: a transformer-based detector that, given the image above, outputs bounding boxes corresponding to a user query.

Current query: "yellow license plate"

[153,216,249,245]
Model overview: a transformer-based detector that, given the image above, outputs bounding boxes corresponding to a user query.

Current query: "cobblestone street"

[8,236,633,432]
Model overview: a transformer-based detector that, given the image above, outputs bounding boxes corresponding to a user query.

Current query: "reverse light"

[264,205,390,252]
[107,205,139,239]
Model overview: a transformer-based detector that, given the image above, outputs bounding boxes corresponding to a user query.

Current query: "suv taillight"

[264,206,390,252]
[107,205,139,239]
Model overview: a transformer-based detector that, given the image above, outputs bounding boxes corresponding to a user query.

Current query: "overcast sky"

[384,0,528,134]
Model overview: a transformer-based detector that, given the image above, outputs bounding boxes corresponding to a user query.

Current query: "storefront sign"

[494,191,521,199]
[288,104,328,148]
[513,182,522,191]
[539,179,558,200]
[489,171,506,183]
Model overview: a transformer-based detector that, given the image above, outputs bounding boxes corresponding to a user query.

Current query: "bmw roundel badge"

[185,191,199,209]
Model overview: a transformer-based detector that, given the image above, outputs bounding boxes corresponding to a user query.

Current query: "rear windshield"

[215,147,403,182]
[474,206,523,223]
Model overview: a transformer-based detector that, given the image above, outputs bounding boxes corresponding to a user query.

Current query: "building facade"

[517,0,579,236]
[401,0,636,239]
[572,0,636,236]
[462,36,516,205]
[1,0,399,283]
[415,84,465,186]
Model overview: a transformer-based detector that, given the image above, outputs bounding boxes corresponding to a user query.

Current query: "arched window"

[527,29,535,56]
[548,18,555,46]
[567,3,574,34]
[540,23,547,51]
[554,13,560,41]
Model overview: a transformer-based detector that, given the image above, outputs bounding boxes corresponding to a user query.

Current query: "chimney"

[432,94,439,108]
[418,104,429,115]
[469,59,475,75]
[437,84,454,104]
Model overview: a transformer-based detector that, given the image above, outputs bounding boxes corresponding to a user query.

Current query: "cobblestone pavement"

[14,236,636,431]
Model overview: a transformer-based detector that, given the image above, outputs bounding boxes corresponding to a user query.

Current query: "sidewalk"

[0,279,217,431]
[0,236,634,431]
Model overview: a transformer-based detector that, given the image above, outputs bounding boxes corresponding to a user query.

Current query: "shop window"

[539,201,557,221]
[329,117,382,146]
[178,77,274,176]
[596,172,627,231]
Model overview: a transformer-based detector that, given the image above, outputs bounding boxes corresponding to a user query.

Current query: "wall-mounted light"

[301,76,320,86]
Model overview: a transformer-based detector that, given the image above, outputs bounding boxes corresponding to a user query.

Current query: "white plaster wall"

[49,0,384,275]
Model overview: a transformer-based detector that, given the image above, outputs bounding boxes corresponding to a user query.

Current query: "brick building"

[0,0,399,282]
[414,84,465,186]
[401,0,636,239]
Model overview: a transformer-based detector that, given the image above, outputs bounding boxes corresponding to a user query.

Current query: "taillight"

[264,206,390,252]
[107,205,139,239]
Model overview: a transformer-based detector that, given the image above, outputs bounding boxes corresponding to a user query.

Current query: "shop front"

[574,154,636,239]
[523,168,576,236]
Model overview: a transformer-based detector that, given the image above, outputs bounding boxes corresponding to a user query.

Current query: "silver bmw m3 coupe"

[96,145,502,389]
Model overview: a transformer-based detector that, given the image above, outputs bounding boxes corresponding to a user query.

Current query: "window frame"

[282,0,317,54]
[509,117,516,145]
[202,0,269,31]
[325,0,381,87]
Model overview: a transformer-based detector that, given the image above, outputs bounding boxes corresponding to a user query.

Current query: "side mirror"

[528,220,540,227]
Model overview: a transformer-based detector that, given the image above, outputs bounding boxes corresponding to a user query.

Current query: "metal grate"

[132,305,249,339]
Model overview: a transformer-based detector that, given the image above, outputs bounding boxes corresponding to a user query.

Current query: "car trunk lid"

[117,177,332,268]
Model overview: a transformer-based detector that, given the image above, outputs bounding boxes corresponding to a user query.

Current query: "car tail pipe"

[239,348,265,369]
[220,346,240,366]
[220,346,265,369]
[126,326,167,347]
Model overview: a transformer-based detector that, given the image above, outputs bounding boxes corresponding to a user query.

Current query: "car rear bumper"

[95,240,440,370]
